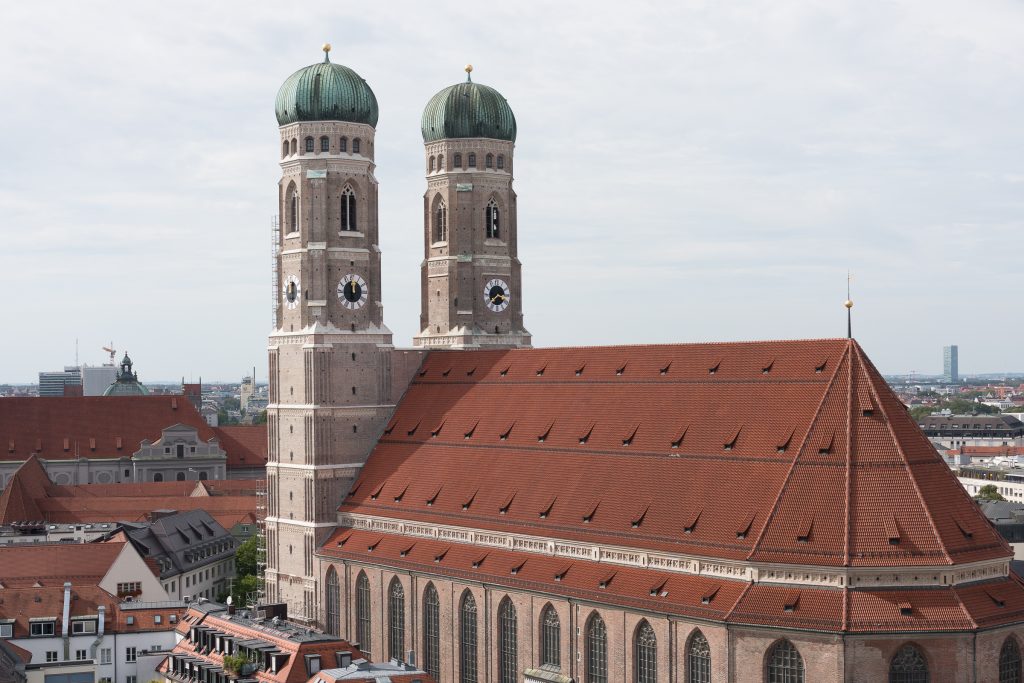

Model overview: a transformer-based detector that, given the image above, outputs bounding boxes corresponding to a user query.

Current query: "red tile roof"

[0,395,216,460]
[212,426,268,468]
[341,340,1009,570]
[0,541,125,587]
[0,585,116,639]
[0,455,50,523]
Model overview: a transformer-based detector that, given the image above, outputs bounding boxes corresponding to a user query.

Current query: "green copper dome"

[421,73,516,143]
[103,353,149,397]
[275,50,378,127]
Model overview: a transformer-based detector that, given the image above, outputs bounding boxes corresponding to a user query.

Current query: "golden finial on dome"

[323,43,332,53]
[465,64,473,82]
[844,299,854,309]
[322,43,332,62]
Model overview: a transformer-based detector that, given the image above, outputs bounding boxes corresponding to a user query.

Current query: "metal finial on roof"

[322,43,332,63]
[845,271,854,339]
[465,64,473,82]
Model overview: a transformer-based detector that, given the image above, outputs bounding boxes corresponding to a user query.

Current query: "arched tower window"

[429,156,435,172]
[686,629,710,683]
[586,613,607,683]
[434,199,448,242]
[290,138,297,155]
[437,154,444,170]
[304,136,314,153]
[324,567,340,636]
[387,577,405,661]
[486,153,494,168]
[498,597,517,683]
[282,141,289,158]
[320,136,329,152]
[890,644,928,683]
[289,188,299,234]
[153,473,163,482]
[460,591,478,683]
[422,583,440,679]
[352,138,361,154]
[1001,637,1022,683]
[634,621,658,683]
[176,472,185,481]
[767,640,804,683]
[356,572,371,657]
[340,137,348,152]
[485,200,500,239]
[453,153,462,168]
[468,152,477,167]
[497,155,505,169]
[340,186,357,232]
[540,604,560,668]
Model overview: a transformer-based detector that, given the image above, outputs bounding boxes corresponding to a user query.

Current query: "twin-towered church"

[265,47,1024,683]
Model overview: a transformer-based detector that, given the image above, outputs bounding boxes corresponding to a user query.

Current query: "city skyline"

[2,1,1023,382]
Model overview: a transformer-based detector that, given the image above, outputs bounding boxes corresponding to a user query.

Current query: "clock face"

[337,273,368,310]
[283,275,300,310]
[484,278,511,312]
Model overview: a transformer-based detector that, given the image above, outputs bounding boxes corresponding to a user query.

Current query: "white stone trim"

[338,512,1010,589]
[267,462,364,472]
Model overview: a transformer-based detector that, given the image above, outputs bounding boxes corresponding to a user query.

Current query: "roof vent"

[366,538,382,552]
[370,481,386,501]
[537,421,554,443]
[466,366,476,377]
[499,365,510,377]
[762,360,774,374]
[954,517,973,539]
[598,572,616,589]
[616,362,627,376]
[336,535,350,547]
[650,581,668,597]
[462,490,477,511]
[583,502,599,524]
[554,565,571,582]
[472,552,488,569]
[817,430,835,455]
[463,421,478,439]
[578,423,595,445]
[630,505,649,529]
[539,496,556,519]
[498,492,516,515]
[510,561,526,576]
[535,364,546,377]
[884,515,901,545]
[430,419,445,438]
[708,360,721,375]
[433,547,449,563]
[622,423,639,447]
[383,418,398,436]
[701,586,719,604]
[724,427,741,451]
[683,509,701,535]
[575,362,586,377]
[671,425,688,450]
[441,367,452,377]
[406,420,421,437]
[425,486,442,507]
[986,589,1006,608]
[736,513,755,540]
[783,590,800,613]
[797,517,814,543]
[499,421,515,441]
[393,484,409,503]
[776,428,795,454]
[898,601,913,616]
[815,359,828,373]
[660,362,671,376]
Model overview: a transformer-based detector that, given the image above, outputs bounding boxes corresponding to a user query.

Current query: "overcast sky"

[1,1,1022,383]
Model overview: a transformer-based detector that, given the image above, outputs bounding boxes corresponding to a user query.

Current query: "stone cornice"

[337,512,1009,589]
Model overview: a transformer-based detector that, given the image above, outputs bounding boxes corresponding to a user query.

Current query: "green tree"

[235,535,261,577]
[252,410,267,425]
[976,484,1007,502]
[909,406,934,421]
[231,574,260,608]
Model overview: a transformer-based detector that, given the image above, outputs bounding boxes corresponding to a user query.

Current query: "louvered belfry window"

[355,572,371,657]
[540,604,560,668]
[422,584,440,679]
[387,578,405,661]
[585,613,607,683]
[498,597,517,683]
[767,640,804,683]
[460,591,478,683]
[687,629,710,683]
[635,620,658,683]
[485,200,500,239]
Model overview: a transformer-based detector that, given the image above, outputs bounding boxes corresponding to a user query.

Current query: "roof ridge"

[853,342,952,565]
[747,343,852,560]
[949,582,978,630]
[843,340,854,567]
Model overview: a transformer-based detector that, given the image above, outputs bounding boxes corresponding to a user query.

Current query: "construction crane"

[101,343,116,365]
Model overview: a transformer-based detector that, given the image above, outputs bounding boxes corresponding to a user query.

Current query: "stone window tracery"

[540,604,560,668]
[434,199,448,242]
[686,629,709,683]
[498,597,517,683]
[324,567,340,636]
[340,186,357,232]
[634,620,658,683]
[1001,637,1022,683]
[387,577,404,661]
[289,187,298,233]
[586,613,607,683]
[889,643,928,683]
[460,591,478,683]
[485,200,500,239]
[423,583,440,679]
[766,640,804,683]
[356,572,371,657]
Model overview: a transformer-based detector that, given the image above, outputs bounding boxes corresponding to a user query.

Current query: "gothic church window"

[687,629,710,683]
[485,200,500,239]
[767,640,804,683]
[340,137,348,152]
[468,152,476,167]
[540,604,560,668]
[1001,637,1021,683]
[586,613,608,683]
[486,154,493,168]
[498,597,517,683]
[388,578,405,661]
[340,186,357,232]
[497,155,505,169]
[356,572,371,658]
[304,137,314,153]
[320,136,329,152]
[352,138,361,154]
[635,621,658,683]
[889,644,928,683]
[423,584,440,679]
[454,153,462,168]
[324,567,340,636]
[460,591,478,683]
[435,200,448,242]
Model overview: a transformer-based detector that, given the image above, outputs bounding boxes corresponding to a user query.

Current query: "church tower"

[413,66,531,349]
[265,46,398,623]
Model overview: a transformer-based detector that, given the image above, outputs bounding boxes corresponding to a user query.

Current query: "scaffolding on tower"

[246,477,267,610]
[271,214,280,328]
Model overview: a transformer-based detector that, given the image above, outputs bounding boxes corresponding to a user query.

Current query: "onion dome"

[275,45,379,127]
[421,65,516,143]
[103,352,149,396]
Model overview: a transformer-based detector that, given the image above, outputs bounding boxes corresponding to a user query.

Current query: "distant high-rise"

[944,344,959,383]
[82,364,117,396]
[37,366,82,396]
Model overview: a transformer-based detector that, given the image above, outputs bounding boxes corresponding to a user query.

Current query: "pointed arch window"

[634,621,658,683]
[289,188,299,233]
[468,152,476,167]
[485,200,500,239]
[290,138,297,155]
[890,644,928,683]
[435,199,448,242]
[438,154,444,170]
[352,138,361,154]
[540,604,560,669]
[324,567,340,636]
[320,136,330,152]
[339,137,348,153]
[282,141,289,158]
[767,640,804,683]
[454,153,462,168]
[356,572,371,657]
[387,578,405,661]
[340,186,357,232]
[423,584,440,679]
[304,136,314,153]
[686,629,710,683]
[498,597,517,683]
[586,613,607,683]
[460,591,478,683]
[1001,637,1021,683]
[497,155,505,170]
[486,153,494,169]
[429,156,435,172]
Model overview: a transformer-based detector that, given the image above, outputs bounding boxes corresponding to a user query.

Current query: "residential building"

[918,413,1024,449]
[944,344,960,383]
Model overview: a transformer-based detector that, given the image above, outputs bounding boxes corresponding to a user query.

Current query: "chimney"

[61,582,72,637]
[98,605,105,637]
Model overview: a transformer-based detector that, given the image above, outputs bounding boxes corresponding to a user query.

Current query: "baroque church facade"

[266,48,1024,682]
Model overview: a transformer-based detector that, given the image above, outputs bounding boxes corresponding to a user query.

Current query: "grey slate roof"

[123,509,235,578]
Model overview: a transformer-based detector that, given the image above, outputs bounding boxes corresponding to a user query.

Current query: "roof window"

[736,513,755,539]
[499,421,515,441]
[783,591,800,613]
[583,502,599,524]
[898,602,913,616]
[462,490,477,511]
[762,360,774,374]
[464,421,478,439]
[426,486,442,506]
[660,362,671,376]
[671,425,688,449]
[578,422,595,445]
[630,505,649,529]
[701,586,719,604]
[622,423,639,446]
[708,360,721,375]
[796,517,813,543]
[986,589,1006,608]
[538,421,554,443]
[683,509,701,534]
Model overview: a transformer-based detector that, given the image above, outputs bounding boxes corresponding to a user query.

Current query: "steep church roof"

[0,454,51,524]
